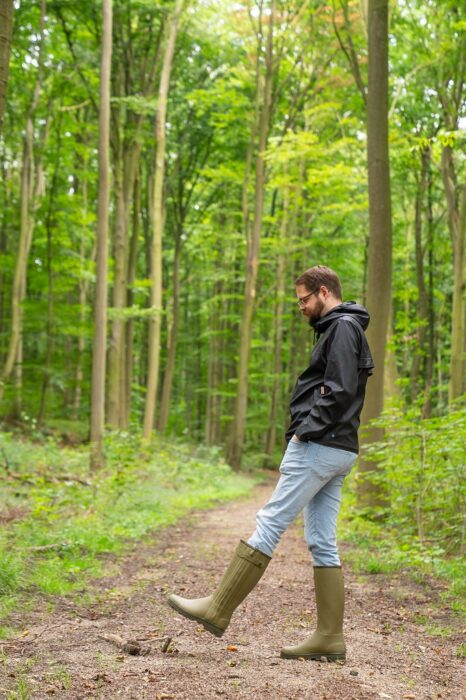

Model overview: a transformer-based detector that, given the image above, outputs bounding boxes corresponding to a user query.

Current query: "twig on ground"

[26,542,70,552]
[98,633,143,655]
[51,475,92,486]
[3,471,91,486]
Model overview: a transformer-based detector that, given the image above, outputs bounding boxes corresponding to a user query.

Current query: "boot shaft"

[313,565,345,635]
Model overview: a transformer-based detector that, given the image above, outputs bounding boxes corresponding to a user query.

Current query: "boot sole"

[167,597,225,638]
[280,651,345,662]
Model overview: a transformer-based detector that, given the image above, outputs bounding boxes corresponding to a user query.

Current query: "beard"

[307,297,325,325]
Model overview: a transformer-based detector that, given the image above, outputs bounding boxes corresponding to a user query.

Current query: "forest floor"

[1,479,464,700]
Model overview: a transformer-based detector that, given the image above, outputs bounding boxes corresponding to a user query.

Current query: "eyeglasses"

[297,289,319,307]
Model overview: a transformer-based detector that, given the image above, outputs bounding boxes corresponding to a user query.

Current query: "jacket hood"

[311,301,370,334]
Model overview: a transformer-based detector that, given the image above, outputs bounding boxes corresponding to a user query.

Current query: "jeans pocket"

[310,444,357,480]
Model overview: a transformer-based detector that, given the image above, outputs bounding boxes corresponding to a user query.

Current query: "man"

[168,265,374,661]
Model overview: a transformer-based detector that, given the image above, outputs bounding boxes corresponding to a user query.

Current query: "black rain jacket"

[286,302,375,454]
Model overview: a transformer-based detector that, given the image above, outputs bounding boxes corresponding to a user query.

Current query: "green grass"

[0,429,256,634]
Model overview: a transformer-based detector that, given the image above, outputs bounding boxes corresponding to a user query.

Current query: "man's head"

[295,265,342,324]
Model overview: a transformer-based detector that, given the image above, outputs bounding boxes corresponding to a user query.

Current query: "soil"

[1,480,464,700]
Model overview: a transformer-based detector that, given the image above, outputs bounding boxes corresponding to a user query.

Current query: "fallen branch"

[98,633,142,655]
[50,474,92,486]
[2,471,91,486]
[26,542,70,552]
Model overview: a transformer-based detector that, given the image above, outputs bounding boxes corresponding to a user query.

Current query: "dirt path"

[1,481,463,700]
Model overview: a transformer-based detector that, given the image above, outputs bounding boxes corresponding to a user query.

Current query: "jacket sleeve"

[294,320,360,441]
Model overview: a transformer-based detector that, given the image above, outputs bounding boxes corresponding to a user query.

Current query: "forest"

[0,0,464,695]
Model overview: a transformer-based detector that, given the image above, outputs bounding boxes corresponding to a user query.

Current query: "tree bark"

[90,0,112,470]
[143,0,184,439]
[226,0,276,470]
[0,0,13,135]
[358,0,393,505]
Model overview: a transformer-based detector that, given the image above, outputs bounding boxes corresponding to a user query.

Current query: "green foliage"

[340,400,466,605]
[363,400,466,554]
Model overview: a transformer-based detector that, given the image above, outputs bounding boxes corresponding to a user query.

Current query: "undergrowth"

[339,402,465,622]
[0,428,255,637]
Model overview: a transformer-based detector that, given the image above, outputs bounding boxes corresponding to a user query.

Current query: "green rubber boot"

[281,566,347,661]
[168,540,271,638]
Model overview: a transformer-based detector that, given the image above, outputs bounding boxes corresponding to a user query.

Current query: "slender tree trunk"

[422,151,435,418]
[358,0,393,505]
[123,172,141,427]
[0,0,13,135]
[37,120,62,425]
[205,273,223,446]
[90,0,112,470]
[441,146,466,402]
[0,154,9,357]
[411,148,429,401]
[0,0,45,406]
[73,239,87,419]
[157,223,182,433]
[107,133,125,427]
[265,187,289,460]
[143,0,184,439]
[107,136,143,427]
[73,131,93,419]
[242,35,263,241]
[226,0,275,470]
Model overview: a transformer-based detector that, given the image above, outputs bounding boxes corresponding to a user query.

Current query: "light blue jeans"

[247,439,358,566]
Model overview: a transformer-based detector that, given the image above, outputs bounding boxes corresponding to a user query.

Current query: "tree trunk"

[358,0,393,505]
[411,147,429,401]
[157,223,182,433]
[265,186,289,461]
[205,273,223,446]
[0,0,45,406]
[107,134,143,427]
[72,127,94,420]
[422,151,435,418]
[143,0,184,439]
[107,125,125,428]
[90,0,112,470]
[0,154,9,358]
[123,172,141,427]
[0,0,13,135]
[441,146,466,403]
[226,0,275,470]
[38,120,62,425]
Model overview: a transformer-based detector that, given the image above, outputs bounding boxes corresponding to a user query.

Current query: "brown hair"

[295,265,342,300]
